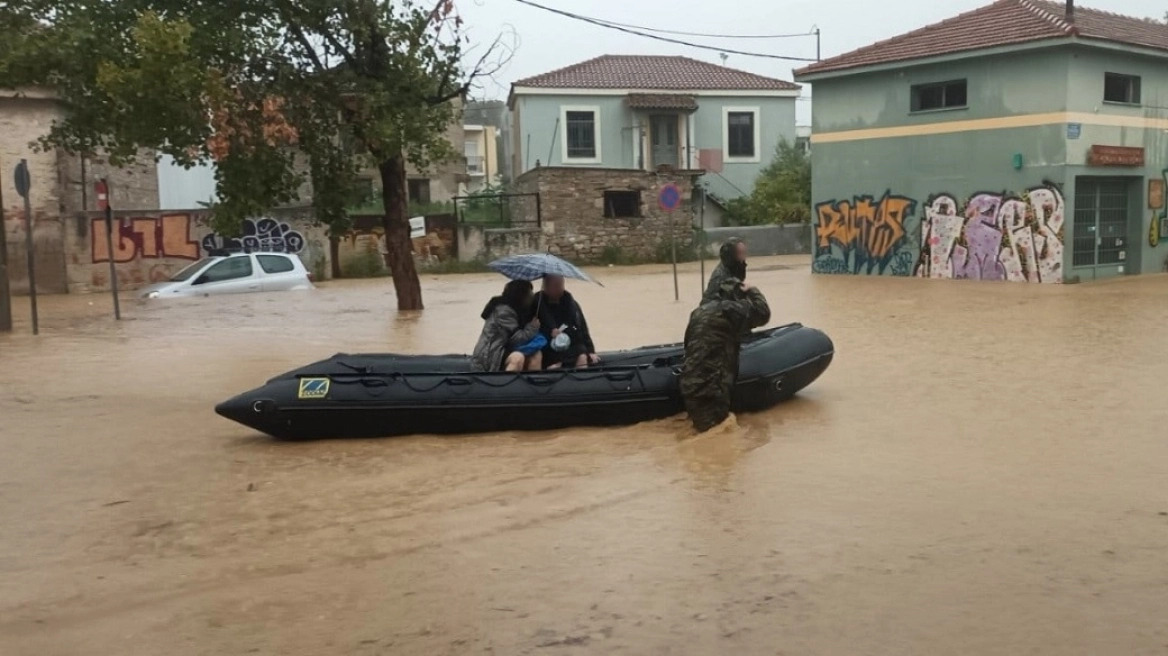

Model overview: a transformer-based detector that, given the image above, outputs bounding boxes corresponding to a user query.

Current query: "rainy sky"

[457,0,1167,121]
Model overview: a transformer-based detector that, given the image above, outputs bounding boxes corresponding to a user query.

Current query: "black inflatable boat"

[215,323,834,439]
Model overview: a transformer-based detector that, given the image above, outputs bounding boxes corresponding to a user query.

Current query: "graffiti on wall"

[202,217,305,254]
[812,192,917,276]
[915,183,1064,283]
[91,214,200,263]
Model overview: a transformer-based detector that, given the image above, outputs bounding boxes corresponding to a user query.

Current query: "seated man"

[680,277,770,432]
[534,275,599,369]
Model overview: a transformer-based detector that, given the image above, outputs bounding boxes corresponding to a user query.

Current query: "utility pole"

[0,154,11,333]
[813,26,821,61]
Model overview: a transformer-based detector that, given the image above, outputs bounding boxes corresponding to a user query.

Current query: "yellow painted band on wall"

[811,112,1168,144]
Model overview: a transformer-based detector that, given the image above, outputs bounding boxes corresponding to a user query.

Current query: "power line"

[580,17,816,40]
[512,0,818,63]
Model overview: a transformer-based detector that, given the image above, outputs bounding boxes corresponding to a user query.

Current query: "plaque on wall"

[1087,145,1145,167]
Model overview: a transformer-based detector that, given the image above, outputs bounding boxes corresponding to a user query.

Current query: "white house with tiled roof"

[507,55,800,210]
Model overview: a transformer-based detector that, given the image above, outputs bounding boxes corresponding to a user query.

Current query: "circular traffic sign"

[658,183,681,211]
[14,160,30,199]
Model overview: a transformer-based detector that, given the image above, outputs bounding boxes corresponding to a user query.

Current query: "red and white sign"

[94,180,110,211]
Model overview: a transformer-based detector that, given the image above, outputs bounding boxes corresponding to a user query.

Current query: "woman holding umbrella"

[470,279,545,372]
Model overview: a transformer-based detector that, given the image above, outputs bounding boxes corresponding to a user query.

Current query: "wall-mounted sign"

[1150,178,1165,210]
[1087,145,1145,167]
[1066,123,1081,140]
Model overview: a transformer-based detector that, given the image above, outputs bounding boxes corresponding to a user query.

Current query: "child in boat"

[471,280,544,372]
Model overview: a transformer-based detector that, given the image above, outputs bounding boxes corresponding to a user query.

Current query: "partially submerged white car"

[138,251,315,299]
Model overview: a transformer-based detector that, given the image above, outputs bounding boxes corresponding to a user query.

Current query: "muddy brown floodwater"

[3,255,1168,655]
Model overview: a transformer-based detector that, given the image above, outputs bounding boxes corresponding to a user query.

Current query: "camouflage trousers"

[679,347,737,433]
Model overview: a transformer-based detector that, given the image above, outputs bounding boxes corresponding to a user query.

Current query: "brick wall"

[515,167,699,262]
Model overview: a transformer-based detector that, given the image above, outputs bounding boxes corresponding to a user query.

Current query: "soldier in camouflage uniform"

[680,277,771,432]
[702,237,747,303]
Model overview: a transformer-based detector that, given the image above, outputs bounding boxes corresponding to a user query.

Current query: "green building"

[793,0,1168,282]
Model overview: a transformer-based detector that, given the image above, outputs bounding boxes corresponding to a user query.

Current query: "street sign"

[1067,123,1081,140]
[658,183,681,212]
[95,179,110,211]
[14,161,30,198]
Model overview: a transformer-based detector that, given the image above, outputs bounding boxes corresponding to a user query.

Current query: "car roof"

[205,249,297,259]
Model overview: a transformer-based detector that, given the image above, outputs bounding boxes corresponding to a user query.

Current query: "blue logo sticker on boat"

[298,378,330,399]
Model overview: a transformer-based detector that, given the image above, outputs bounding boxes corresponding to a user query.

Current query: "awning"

[626,93,698,111]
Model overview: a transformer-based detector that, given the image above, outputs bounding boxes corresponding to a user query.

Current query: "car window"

[197,256,253,284]
[257,254,295,274]
[170,258,216,282]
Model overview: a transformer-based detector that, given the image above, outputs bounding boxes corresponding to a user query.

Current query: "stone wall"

[515,167,700,262]
[63,208,329,293]
[704,224,812,257]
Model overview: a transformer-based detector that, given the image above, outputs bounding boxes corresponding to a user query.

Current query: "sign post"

[14,159,37,335]
[697,184,706,296]
[0,155,11,333]
[95,179,121,320]
[658,182,682,301]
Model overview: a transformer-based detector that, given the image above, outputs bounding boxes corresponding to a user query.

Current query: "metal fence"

[452,192,541,228]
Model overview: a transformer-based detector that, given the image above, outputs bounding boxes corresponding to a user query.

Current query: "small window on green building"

[1103,73,1141,105]
[910,80,967,112]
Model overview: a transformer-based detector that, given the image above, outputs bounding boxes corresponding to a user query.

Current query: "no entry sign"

[95,179,110,211]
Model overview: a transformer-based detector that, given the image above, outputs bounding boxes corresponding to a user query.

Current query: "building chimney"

[1066,0,1074,22]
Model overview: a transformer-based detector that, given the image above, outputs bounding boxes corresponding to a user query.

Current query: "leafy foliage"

[723,139,811,226]
[0,0,509,309]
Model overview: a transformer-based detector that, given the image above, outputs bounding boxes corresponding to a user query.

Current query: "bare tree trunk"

[379,154,423,310]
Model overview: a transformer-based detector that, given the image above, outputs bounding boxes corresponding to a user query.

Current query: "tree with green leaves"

[724,139,811,226]
[0,0,509,310]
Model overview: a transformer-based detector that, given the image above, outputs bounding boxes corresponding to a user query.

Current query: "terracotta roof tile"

[514,55,799,91]
[626,93,699,110]
[795,0,1168,77]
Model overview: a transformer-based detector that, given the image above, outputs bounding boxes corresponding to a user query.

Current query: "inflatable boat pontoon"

[215,322,834,439]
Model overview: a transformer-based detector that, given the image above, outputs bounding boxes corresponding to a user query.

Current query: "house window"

[1103,73,1141,104]
[603,190,641,218]
[796,136,811,154]
[465,141,484,175]
[910,80,967,112]
[727,112,755,158]
[723,107,760,162]
[408,179,431,205]
[562,107,600,162]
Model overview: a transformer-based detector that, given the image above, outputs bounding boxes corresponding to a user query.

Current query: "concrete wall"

[511,93,797,202]
[63,208,328,293]
[458,225,545,262]
[704,224,811,257]
[515,166,698,262]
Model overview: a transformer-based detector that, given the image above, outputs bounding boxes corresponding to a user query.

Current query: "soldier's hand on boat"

[587,353,601,365]
[529,317,541,328]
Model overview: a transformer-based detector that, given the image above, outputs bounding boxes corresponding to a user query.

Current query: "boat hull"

[215,323,834,439]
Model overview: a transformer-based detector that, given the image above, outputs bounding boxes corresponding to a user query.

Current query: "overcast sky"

[457,0,1166,123]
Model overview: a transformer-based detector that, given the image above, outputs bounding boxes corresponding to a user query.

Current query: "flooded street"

[3,255,1168,655]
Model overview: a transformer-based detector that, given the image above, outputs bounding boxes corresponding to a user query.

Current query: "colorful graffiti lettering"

[91,214,199,264]
[814,192,917,275]
[915,183,1064,284]
[202,217,305,254]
